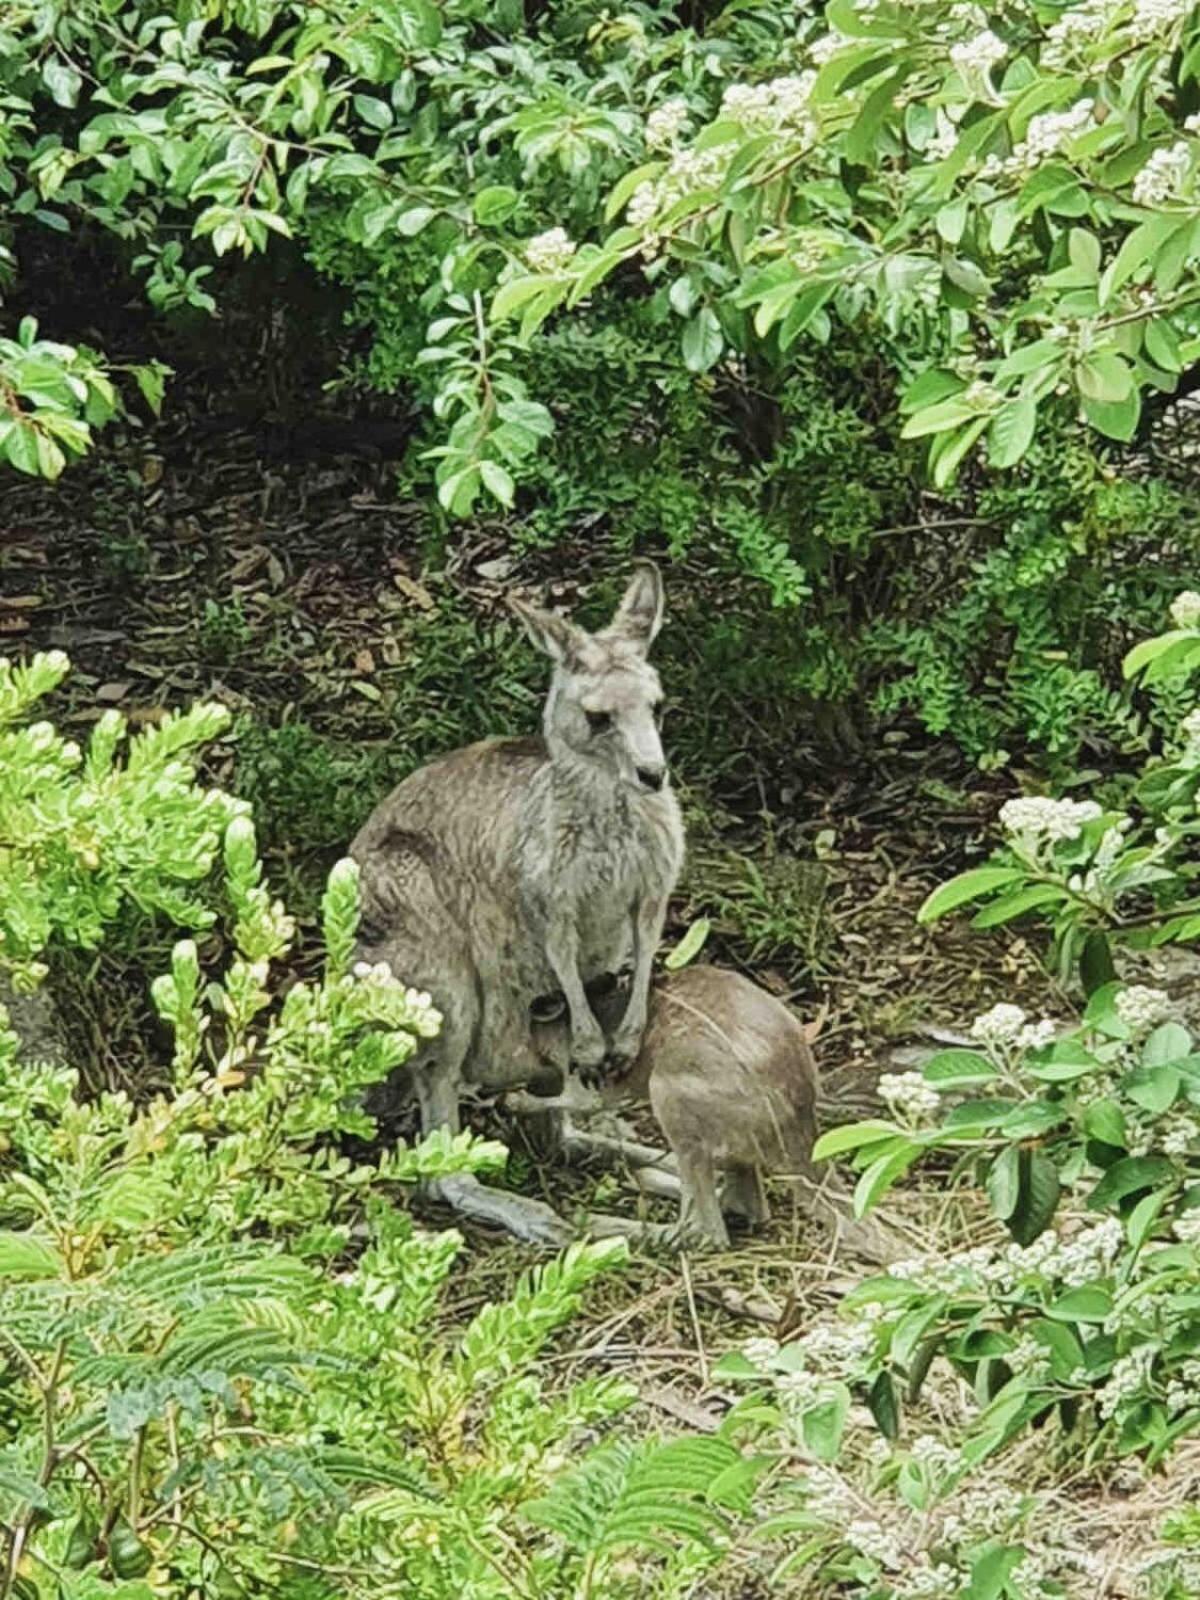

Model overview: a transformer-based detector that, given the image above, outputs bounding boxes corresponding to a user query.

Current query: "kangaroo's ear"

[508,596,585,665]
[605,560,664,651]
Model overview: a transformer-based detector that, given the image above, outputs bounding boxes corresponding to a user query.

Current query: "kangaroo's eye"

[585,710,612,735]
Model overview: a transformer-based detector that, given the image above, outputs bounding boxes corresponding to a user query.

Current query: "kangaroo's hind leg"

[722,1163,770,1228]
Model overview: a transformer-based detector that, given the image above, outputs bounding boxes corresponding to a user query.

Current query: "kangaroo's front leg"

[608,894,667,1076]
[543,913,608,1085]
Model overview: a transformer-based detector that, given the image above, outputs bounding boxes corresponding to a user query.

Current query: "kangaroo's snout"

[637,765,666,792]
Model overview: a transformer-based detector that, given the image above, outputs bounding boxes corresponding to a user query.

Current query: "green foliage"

[0,657,746,1600]
[5,2,1200,761]
[918,595,1200,978]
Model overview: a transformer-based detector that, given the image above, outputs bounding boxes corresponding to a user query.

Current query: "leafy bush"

[0,655,751,1600]
[6,1,1200,761]
[785,599,1200,1480]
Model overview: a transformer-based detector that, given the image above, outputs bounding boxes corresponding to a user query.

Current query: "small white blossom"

[999,795,1102,849]
[1162,1116,1200,1156]
[1179,708,1200,755]
[1131,0,1193,36]
[1017,1018,1058,1051]
[927,109,961,161]
[1098,1345,1156,1419]
[1006,100,1095,173]
[845,1518,904,1568]
[1132,141,1191,207]
[950,28,1007,76]
[1114,985,1173,1034]
[970,1003,1027,1045]
[627,181,659,228]
[1170,590,1200,628]
[877,1069,942,1121]
[525,228,576,273]
[645,98,689,150]
[742,1336,781,1367]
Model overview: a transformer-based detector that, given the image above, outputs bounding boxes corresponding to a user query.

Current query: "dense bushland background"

[6,0,1200,1596]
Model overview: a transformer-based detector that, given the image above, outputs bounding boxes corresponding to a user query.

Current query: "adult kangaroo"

[350,563,685,1240]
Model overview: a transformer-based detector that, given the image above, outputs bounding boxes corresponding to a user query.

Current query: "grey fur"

[349,563,685,1137]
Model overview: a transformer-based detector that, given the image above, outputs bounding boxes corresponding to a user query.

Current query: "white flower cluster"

[926,109,961,161]
[1114,984,1173,1034]
[1042,0,1110,65]
[721,73,817,135]
[846,1517,904,1568]
[903,1562,961,1598]
[525,227,576,273]
[1164,1357,1200,1414]
[1131,0,1194,37]
[939,1480,1025,1543]
[878,1069,942,1121]
[741,1335,781,1367]
[1098,1344,1156,1419]
[996,100,1095,176]
[999,794,1102,849]
[793,1310,881,1371]
[1179,707,1200,755]
[1131,141,1191,207]
[909,1434,960,1473]
[1173,1211,1200,1245]
[1012,1216,1124,1287]
[627,142,730,232]
[950,28,1007,76]
[1170,589,1200,628]
[1161,1113,1200,1156]
[809,29,847,65]
[645,97,689,151]
[970,1002,1028,1045]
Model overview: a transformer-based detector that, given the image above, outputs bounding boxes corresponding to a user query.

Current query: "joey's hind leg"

[722,1164,770,1229]
[675,1147,730,1250]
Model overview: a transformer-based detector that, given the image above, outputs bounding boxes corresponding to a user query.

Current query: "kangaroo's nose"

[637,766,665,792]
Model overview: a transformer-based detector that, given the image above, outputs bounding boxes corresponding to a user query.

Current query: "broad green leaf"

[986,1145,1021,1222]
[922,1049,997,1087]
[0,1230,61,1279]
[917,867,1023,923]
[1047,1286,1113,1323]
[930,416,988,487]
[1088,1155,1175,1211]
[971,881,1065,926]
[1076,353,1133,404]
[1081,386,1140,443]
[681,307,723,374]
[987,393,1037,469]
[480,459,515,507]
[1008,1150,1060,1244]
[867,1370,900,1440]
[813,1119,902,1160]
[664,917,710,970]
[473,186,519,225]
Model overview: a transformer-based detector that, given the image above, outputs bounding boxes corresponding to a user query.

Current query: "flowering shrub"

[918,597,1200,984]
[719,1337,1114,1597]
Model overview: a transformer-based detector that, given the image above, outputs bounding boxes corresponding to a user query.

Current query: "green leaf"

[0,1230,60,1279]
[1123,628,1196,680]
[396,206,435,236]
[1077,353,1133,404]
[1100,215,1187,304]
[813,1120,903,1160]
[1144,1022,1192,1068]
[664,917,710,970]
[931,415,988,487]
[480,459,515,507]
[474,186,519,226]
[1047,1286,1113,1323]
[1008,1151,1060,1245]
[491,276,549,322]
[971,881,1066,926]
[922,1049,997,1087]
[1080,931,1116,996]
[867,1370,900,1440]
[1082,1097,1127,1147]
[681,308,723,374]
[986,1146,1022,1222]
[43,58,83,108]
[987,393,1037,470]
[917,867,1023,923]
[801,1383,851,1461]
[853,1142,922,1215]
[353,94,392,130]
[132,362,169,417]
[1089,1155,1175,1211]
[1081,385,1140,443]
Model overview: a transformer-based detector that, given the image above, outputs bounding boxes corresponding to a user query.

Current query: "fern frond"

[524,1435,740,1559]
